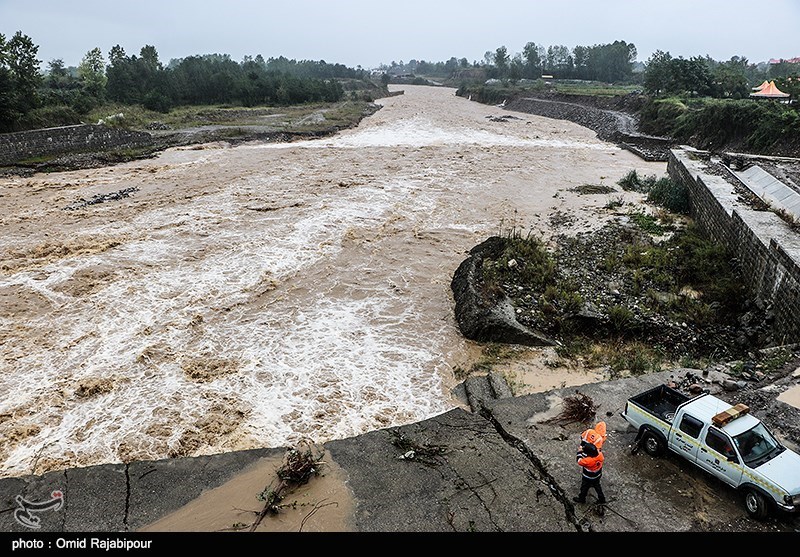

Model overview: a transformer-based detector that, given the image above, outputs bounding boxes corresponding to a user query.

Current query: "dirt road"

[0,85,666,478]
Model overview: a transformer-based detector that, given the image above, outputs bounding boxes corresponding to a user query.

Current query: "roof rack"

[712,404,750,427]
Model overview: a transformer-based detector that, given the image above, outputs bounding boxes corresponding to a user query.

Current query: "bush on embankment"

[639,97,800,156]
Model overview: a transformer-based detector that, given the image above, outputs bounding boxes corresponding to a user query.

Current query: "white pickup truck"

[621,384,800,519]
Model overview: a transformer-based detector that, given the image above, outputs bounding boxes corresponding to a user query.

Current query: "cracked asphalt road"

[2,369,799,534]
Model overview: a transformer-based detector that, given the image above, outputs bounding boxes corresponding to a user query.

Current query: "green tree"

[522,42,543,78]
[140,45,161,70]
[573,45,589,76]
[643,50,673,96]
[494,46,510,77]
[713,56,750,98]
[7,31,41,114]
[106,45,138,104]
[545,45,573,77]
[0,33,15,130]
[775,74,800,98]
[40,58,82,109]
[77,47,107,101]
[669,56,714,96]
[769,59,800,80]
[0,31,42,130]
[46,58,69,85]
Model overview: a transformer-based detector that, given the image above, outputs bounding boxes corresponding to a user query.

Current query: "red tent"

[750,81,790,98]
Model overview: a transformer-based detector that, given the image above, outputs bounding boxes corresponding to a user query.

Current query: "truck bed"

[628,384,691,423]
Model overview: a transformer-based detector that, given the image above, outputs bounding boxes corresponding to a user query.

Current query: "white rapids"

[0,85,666,477]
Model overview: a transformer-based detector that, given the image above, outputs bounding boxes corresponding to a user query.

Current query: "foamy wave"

[0,171,455,477]
[246,116,614,151]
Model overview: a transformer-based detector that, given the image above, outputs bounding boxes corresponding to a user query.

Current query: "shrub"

[18,105,81,129]
[647,177,690,214]
[608,304,634,333]
[617,170,641,191]
[638,97,688,136]
[491,229,556,291]
[618,170,656,193]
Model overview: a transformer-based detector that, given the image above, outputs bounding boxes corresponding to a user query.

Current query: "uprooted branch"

[249,440,325,531]
[545,391,599,427]
[390,429,448,466]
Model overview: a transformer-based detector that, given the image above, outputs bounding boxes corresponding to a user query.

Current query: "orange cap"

[581,422,607,449]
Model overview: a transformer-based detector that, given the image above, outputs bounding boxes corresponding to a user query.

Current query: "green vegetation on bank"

[638,97,800,154]
[473,170,759,374]
[79,99,378,134]
[0,31,386,133]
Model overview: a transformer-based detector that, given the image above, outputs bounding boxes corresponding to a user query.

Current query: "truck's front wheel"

[642,431,665,457]
[744,489,769,520]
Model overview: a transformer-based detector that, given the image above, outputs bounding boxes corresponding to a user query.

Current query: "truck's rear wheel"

[642,431,665,457]
[744,489,769,520]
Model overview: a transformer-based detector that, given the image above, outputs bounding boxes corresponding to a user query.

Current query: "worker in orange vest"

[574,422,607,505]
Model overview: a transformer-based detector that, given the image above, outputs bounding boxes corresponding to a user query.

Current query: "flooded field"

[0,85,666,477]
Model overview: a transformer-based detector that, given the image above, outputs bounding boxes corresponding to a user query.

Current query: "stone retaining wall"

[668,148,800,343]
[0,124,154,165]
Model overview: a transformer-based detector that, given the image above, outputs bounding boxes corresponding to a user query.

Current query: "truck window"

[733,423,783,467]
[706,428,735,457]
[678,414,703,438]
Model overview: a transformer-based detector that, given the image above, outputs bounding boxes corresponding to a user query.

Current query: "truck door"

[697,427,743,487]
[670,413,702,461]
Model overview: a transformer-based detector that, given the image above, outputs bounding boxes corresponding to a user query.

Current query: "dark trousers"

[578,475,605,503]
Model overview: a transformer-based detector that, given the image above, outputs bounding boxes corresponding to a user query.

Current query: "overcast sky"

[1,0,798,70]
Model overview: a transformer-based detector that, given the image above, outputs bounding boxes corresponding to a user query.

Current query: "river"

[0,85,666,477]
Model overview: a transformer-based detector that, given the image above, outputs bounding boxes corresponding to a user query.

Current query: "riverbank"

[0,99,386,176]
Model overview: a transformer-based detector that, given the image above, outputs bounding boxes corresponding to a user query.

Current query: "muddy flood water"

[0,85,666,478]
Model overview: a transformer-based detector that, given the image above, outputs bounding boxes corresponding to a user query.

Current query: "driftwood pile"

[546,391,599,427]
[249,440,325,531]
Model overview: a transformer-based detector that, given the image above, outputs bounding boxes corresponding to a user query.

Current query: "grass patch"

[553,82,641,97]
[482,227,556,294]
[569,184,617,195]
[83,100,377,135]
[584,340,665,378]
[605,194,626,209]
[628,211,668,235]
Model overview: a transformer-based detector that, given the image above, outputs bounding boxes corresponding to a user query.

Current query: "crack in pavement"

[123,464,130,532]
[477,404,586,532]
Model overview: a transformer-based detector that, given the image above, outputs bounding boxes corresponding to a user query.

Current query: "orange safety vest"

[577,449,604,477]
[578,421,607,479]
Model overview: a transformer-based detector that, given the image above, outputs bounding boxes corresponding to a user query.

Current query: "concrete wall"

[668,148,800,343]
[0,124,153,165]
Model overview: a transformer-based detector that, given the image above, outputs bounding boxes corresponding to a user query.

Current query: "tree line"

[484,40,639,83]
[642,50,799,99]
[0,31,368,132]
[383,41,799,101]
[380,40,639,83]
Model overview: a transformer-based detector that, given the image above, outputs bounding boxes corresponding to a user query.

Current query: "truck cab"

[622,386,800,519]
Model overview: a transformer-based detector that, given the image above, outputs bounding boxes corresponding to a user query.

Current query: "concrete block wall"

[733,211,777,303]
[0,124,153,165]
[668,148,800,343]
[771,240,800,345]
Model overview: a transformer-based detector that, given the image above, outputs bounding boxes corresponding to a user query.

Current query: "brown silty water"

[0,85,666,477]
